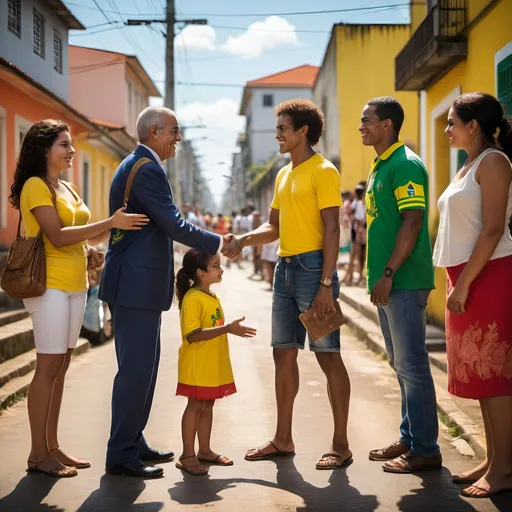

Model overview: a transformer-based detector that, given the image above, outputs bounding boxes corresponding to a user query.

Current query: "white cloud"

[176,99,246,202]
[175,25,216,51]
[222,16,299,59]
[177,98,245,133]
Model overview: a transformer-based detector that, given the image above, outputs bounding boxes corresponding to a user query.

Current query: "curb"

[341,299,487,460]
[0,338,91,412]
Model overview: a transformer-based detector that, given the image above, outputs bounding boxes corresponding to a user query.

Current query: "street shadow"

[168,457,379,511]
[76,474,163,512]
[0,473,62,512]
[396,468,484,512]
[490,491,512,511]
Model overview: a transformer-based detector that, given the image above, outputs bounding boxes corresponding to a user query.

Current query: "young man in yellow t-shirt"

[231,99,352,469]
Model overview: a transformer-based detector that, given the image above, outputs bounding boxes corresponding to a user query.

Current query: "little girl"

[175,249,257,476]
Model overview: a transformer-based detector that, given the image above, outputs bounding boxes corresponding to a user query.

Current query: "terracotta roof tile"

[246,65,319,88]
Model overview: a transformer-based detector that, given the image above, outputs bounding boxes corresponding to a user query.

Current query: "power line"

[66,1,162,16]
[176,3,417,17]
[210,24,330,34]
[67,1,418,18]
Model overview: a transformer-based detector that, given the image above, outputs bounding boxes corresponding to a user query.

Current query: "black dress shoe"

[105,459,164,478]
[139,448,175,462]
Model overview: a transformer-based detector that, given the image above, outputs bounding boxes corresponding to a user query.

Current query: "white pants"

[23,289,87,354]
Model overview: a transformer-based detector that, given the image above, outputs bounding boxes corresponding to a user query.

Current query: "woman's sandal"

[175,455,209,476]
[27,456,78,478]
[50,447,91,469]
[197,454,233,466]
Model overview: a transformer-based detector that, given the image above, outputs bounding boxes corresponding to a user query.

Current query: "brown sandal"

[175,455,208,476]
[197,454,233,466]
[50,447,91,469]
[316,451,353,470]
[27,456,78,478]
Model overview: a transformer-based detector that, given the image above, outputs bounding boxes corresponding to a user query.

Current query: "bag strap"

[124,158,152,206]
[17,177,58,241]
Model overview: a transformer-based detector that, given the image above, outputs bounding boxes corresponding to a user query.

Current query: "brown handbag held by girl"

[1,179,56,299]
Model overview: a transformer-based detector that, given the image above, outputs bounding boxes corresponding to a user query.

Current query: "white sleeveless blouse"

[433,148,512,268]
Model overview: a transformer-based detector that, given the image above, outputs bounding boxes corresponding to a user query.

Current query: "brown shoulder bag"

[1,179,57,299]
[124,158,153,205]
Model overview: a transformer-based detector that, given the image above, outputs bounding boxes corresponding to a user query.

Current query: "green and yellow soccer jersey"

[365,142,435,291]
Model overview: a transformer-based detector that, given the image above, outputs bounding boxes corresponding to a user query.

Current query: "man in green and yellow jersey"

[230,99,351,470]
[360,97,441,474]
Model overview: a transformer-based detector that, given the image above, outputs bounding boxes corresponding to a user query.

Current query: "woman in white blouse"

[433,92,512,499]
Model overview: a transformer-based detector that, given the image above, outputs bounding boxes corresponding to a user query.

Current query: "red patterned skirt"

[446,255,512,399]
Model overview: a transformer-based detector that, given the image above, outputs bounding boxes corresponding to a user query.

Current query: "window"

[498,52,512,117]
[262,94,274,107]
[8,0,21,37]
[53,31,63,73]
[33,9,45,58]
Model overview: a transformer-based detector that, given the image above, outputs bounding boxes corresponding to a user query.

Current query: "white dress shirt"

[138,144,222,253]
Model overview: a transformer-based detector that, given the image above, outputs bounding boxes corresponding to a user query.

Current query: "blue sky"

[65,0,412,205]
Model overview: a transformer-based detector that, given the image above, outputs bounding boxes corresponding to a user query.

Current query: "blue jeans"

[378,289,440,458]
[272,250,340,352]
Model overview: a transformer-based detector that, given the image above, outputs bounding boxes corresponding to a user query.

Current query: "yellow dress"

[176,288,236,399]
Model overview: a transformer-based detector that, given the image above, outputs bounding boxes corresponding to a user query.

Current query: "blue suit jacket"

[98,145,220,312]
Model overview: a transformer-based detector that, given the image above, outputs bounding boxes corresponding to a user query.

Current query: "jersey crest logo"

[112,228,124,245]
[407,184,415,197]
[377,181,384,192]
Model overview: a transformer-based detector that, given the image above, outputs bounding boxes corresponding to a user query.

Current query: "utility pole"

[126,2,207,209]
[165,0,175,112]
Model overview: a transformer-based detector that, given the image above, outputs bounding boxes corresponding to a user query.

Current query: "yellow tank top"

[20,177,91,291]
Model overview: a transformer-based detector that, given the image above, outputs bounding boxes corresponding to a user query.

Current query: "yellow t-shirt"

[270,153,342,257]
[178,288,235,389]
[20,177,91,291]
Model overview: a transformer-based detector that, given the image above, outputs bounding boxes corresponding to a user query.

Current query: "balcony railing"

[396,0,467,91]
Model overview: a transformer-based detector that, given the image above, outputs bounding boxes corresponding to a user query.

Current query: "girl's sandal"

[27,456,78,478]
[175,456,208,476]
[50,447,91,469]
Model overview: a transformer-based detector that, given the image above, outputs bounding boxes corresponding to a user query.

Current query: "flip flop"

[50,447,91,469]
[197,454,233,466]
[175,456,208,476]
[452,474,478,484]
[316,452,353,470]
[461,484,512,499]
[245,441,295,461]
[27,456,78,478]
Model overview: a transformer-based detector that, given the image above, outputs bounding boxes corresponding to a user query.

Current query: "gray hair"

[136,106,176,142]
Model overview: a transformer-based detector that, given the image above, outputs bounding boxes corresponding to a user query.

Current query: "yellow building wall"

[75,140,119,223]
[424,0,512,325]
[336,24,419,191]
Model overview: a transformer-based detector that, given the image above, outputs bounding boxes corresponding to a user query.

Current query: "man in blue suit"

[99,106,235,478]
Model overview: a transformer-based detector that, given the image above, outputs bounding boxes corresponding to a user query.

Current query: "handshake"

[221,234,243,260]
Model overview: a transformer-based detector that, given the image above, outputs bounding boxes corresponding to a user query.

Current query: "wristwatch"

[320,277,333,287]
[383,266,395,278]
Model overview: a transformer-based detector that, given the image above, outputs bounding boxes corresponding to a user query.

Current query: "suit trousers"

[106,304,162,465]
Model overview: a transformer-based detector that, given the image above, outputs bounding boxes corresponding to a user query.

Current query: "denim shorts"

[271,250,340,352]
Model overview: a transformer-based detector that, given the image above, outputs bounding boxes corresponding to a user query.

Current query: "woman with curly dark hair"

[9,119,149,478]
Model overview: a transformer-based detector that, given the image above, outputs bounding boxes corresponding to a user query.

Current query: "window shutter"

[498,53,512,117]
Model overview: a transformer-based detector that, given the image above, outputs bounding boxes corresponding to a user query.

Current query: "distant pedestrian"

[360,97,440,473]
[175,249,256,475]
[433,92,512,499]
[8,120,147,478]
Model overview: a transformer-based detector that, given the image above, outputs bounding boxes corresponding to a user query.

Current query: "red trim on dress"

[176,382,237,400]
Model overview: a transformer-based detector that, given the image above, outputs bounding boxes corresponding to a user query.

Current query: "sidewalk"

[339,285,487,459]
